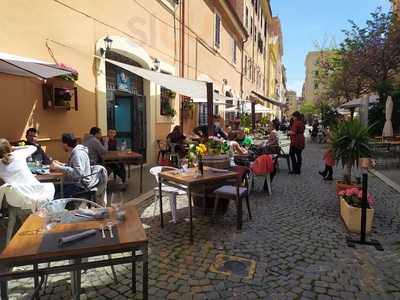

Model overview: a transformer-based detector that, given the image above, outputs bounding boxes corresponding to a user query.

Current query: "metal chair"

[71,165,108,207]
[212,166,252,222]
[149,166,186,223]
[168,143,180,168]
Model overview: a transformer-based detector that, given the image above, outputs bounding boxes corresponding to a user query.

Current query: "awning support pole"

[251,102,256,131]
[207,82,214,138]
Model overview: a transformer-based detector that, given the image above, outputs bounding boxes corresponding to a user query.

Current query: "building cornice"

[217,0,249,41]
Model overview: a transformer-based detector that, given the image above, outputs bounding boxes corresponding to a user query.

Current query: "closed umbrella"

[382,96,394,137]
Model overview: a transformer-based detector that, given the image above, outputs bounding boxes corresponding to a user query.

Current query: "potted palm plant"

[330,120,371,194]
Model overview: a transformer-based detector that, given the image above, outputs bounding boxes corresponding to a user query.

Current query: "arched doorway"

[105,51,146,158]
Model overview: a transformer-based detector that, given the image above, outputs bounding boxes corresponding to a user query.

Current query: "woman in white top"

[0,138,55,211]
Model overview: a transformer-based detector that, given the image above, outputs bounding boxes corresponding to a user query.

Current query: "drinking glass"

[110,192,123,211]
[180,158,188,173]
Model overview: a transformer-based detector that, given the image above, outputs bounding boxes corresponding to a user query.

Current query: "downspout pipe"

[179,0,185,132]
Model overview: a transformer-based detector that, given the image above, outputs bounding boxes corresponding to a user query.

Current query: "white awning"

[193,92,230,105]
[105,57,208,99]
[244,103,273,113]
[340,95,379,109]
[0,51,74,79]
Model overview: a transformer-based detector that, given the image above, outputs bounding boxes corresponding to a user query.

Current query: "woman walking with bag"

[289,111,305,174]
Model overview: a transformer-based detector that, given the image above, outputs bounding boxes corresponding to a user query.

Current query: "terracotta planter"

[340,197,374,234]
[202,155,230,170]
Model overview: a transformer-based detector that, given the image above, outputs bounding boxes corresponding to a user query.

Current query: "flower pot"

[340,197,374,234]
[202,155,230,170]
[336,181,360,196]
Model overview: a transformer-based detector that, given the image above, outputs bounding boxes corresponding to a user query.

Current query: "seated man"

[51,133,97,198]
[193,115,228,140]
[106,129,126,183]
[25,128,51,164]
[83,127,108,165]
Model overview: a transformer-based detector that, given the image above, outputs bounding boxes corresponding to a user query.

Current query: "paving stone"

[4,141,400,300]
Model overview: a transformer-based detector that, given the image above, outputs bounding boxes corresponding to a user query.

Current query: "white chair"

[0,184,40,244]
[149,166,186,223]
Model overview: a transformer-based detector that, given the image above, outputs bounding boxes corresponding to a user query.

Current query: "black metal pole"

[251,101,256,131]
[360,171,368,243]
[206,82,214,138]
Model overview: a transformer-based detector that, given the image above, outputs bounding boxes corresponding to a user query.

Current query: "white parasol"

[382,96,394,137]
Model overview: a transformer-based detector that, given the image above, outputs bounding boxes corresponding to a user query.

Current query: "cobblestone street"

[7,141,400,300]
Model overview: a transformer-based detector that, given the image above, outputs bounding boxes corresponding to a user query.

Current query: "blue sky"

[270,0,391,96]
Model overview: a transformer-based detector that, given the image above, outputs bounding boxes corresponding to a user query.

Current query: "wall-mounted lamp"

[100,36,113,56]
[114,99,119,108]
[152,58,160,71]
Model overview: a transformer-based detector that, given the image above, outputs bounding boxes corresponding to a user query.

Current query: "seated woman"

[0,138,55,210]
[229,140,248,155]
[167,125,186,157]
[266,126,279,146]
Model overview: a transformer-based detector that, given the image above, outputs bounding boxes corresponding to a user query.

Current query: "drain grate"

[209,254,256,279]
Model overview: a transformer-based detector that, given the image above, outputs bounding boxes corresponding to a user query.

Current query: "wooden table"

[0,206,148,300]
[36,171,65,197]
[103,151,144,193]
[159,167,239,243]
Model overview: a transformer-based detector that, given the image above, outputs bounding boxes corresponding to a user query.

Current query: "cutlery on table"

[107,222,114,238]
[100,225,106,239]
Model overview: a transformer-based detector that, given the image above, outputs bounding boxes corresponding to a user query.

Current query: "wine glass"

[180,158,188,173]
[110,192,123,211]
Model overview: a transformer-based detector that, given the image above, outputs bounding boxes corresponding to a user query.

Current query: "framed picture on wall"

[116,71,132,93]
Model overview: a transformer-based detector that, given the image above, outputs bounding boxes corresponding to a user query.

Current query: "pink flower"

[357,190,363,199]
[367,194,375,206]
[345,189,353,196]
[338,190,346,196]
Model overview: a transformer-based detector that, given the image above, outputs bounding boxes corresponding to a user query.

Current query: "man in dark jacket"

[25,128,51,164]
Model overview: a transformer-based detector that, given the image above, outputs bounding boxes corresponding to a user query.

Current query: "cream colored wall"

[0,0,179,162]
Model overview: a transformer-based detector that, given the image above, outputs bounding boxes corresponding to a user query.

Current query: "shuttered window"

[214,14,221,49]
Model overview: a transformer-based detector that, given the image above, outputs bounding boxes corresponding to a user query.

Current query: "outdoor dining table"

[158,167,240,243]
[0,206,148,300]
[36,171,65,197]
[103,151,144,193]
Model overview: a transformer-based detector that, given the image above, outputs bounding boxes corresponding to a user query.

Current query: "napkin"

[58,229,97,247]
[77,208,108,219]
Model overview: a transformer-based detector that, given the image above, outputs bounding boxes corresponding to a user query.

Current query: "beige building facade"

[286,90,298,116]
[0,0,284,163]
[302,51,322,104]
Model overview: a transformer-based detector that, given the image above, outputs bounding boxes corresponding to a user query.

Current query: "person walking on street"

[289,111,305,174]
[319,149,335,181]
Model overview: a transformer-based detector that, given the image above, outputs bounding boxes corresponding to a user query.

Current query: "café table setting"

[158,166,241,243]
[0,201,149,300]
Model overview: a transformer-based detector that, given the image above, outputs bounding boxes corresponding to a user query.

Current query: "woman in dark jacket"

[289,111,305,174]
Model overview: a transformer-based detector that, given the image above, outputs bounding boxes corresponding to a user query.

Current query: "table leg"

[143,245,148,300]
[236,184,242,230]
[0,265,8,300]
[132,251,136,294]
[203,185,207,216]
[140,161,143,194]
[159,177,164,228]
[71,259,81,300]
[188,188,193,243]
[33,263,40,300]
[60,177,64,198]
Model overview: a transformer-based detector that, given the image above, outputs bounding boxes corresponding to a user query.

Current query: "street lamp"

[152,58,160,71]
[100,36,113,56]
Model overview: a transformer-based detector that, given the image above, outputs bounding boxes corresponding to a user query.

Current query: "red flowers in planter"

[338,187,375,208]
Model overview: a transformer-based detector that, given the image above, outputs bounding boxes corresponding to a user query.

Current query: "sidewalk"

[5,142,400,299]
